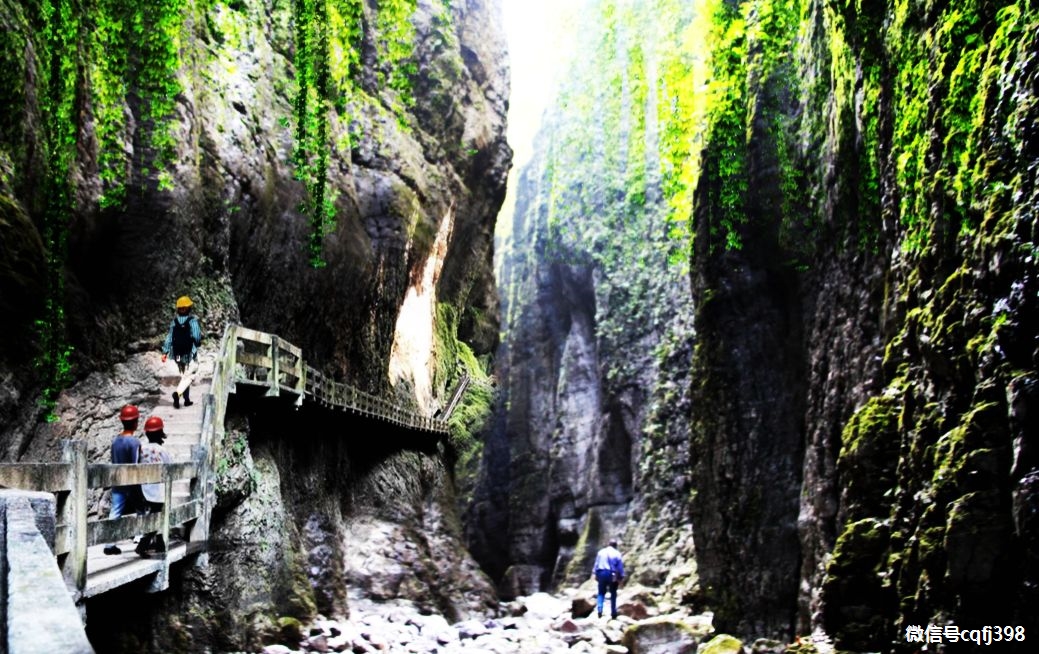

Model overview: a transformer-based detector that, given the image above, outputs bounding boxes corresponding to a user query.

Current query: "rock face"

[468,0,698,604]
[0,0,509,651]
[478,0,1038,650]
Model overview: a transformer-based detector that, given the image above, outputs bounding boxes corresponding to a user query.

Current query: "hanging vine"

[90,0,185,206]
[292,0,417,267]
[28,0,187,418]
[35,0,79,419]
[375,0,419,127]
[293,0,335,267]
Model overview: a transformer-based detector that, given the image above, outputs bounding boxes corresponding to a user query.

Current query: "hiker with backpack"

[161,295,202,409]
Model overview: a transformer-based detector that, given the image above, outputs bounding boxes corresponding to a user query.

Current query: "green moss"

[0,9,28,176]
[563,511,602,581]
[822,517,894,649]
[966,309,1009,364]
[930,401,1002,498]
[275,616,305,645]
[433,302,495,454]
[700,634,744,654]
[886,0,1033,253]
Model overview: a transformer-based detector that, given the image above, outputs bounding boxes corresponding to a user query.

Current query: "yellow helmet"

[176,296,193,309]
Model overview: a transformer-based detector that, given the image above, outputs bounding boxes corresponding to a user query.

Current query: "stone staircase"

[153,373,211,504]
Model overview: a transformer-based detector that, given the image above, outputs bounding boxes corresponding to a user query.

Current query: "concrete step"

[161,426,201,436]
[166,445,196,458]
[164,432,199,439]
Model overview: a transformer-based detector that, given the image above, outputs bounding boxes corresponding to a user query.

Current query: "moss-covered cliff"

[0,0,507,436]
[486,0,1037,649]
[0,0,509,650]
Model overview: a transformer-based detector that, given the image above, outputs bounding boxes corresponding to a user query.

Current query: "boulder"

[620,616,706,654]
[521,592,570,620]
[572,594,597,618]
[699,634,745,654]
[617,599,650,620]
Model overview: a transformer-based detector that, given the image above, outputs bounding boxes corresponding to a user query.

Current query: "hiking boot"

[104,545,121,555]
[183,388,193,407]
[151,534,166,552]
[172,391,180,409]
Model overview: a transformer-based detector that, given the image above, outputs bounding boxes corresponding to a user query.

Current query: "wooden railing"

[0,441,207,599]
[229,324,467,433]
[441,373,471,420]
[0,322,470,612]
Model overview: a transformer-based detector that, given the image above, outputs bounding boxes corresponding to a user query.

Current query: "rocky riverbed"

[249,584,835,654]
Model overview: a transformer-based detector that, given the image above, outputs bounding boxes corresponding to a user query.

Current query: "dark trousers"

[596,569,619,617]
[136,500,166,553]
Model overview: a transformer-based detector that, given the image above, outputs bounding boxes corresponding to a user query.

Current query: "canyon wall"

[480,0,1038,650]
[0,0,509,650]
[469,0,699,605]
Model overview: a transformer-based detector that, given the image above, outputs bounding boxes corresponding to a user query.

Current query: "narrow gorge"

[0,0,1036,653]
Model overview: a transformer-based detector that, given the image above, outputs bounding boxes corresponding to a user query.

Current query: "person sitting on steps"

[136,415,172,556]
[161,295,202,409]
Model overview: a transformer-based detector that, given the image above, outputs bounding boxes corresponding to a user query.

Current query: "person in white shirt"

[136,416,172,556]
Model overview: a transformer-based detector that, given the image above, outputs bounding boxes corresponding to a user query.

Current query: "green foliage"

[291,0,418,266]
[293,0,336,267]
[25,0,188,418]
[887,0,1032,253]
[522,0,702,390]
[654,0,803,260]
[89,0,186,207]
[33,0,79,420]
[433,303,495,455]
[699,0,749,252]
[375,0,419,126]
[655,0,699,262]
[447,341,494,451]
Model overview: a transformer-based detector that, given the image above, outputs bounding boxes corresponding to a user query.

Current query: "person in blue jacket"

[161,295,202,409]
[592,538,625,619]
[104,404,143,555]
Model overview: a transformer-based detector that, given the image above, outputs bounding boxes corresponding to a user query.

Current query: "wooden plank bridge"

[0,323,468,610]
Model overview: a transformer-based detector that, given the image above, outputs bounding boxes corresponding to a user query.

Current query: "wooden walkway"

[0,322,469,604]
[83,376,211,597]
[230,325,457,433]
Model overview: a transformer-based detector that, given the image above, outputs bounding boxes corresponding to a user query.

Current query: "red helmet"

[144,416,164,433]
[119,405,140,421]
